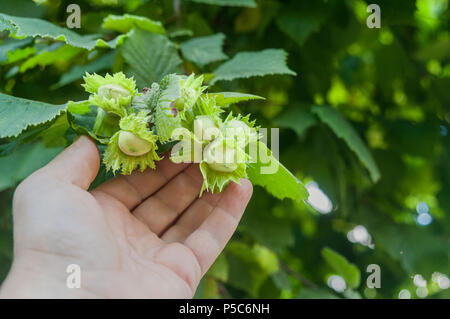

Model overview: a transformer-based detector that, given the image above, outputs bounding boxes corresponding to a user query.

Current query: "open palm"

[0,136,252,298]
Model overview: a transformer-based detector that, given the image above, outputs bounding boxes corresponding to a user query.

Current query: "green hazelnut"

[118,131,152,156]
[194,115,220,141]
[203,138,238,173]
[98,83,131,102]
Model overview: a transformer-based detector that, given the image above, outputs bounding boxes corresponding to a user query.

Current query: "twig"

[279,260,318,289]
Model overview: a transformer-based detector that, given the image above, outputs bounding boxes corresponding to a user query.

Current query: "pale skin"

[0,136,252,298]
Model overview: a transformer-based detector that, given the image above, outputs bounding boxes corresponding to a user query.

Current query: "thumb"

[38,135,100,190]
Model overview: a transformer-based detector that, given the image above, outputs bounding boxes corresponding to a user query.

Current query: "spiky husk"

[82,72,138,117]
[175,74,207,119]
[222,112,259,147]
[199,137,248,195]
[103,111,161,174]
[199,160,247,195]
[183,95,224,130]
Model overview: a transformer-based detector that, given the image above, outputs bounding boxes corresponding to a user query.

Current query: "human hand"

[0,136,252,298]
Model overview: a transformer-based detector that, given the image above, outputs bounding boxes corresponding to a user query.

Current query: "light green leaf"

[252,245,279,274]
[67,100,92,115]
[121,29,182,88]
[168,28,194,38]
[273,108,318,137]
[102,14,165,35]
[0,38,32,63]
[311,106,381,182]
[52,51,116,89]
[207,254,228,281]
[206,92,265,106]
[20,44,83,72]
[0,13,125,50]
[321,247,361,289]
[211,49,296,84]
[0,93,68,138]
[247,141,308,201]
[181,33,228,67]
[0,141,62,192]
[2,46,35,65]
[226,242,274,296]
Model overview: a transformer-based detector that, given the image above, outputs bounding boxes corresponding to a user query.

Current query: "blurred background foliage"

[0,0,449,299]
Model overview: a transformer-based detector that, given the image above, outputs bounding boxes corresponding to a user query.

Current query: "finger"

[161,191,224,243]
[153,242,202,296]
[37,135,100,189]
[183,179,252,274]
[92,156,190,210]
[132,164,204,235]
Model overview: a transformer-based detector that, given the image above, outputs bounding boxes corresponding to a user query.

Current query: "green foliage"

[211,49,296,84]
[312,106,381,183]
[0,38,32,64]
[0,93,67,138]
[121,29,182,88]
[20,44,83,72]
[277,11,326,46]
[0,142,61,191]
[273,108,318,137]
[321,247,361,289]
[207,92,265,106]
[53,52,116,89]
[0,13,124,50]
[0,0,449,300]
[181,33,228,67]
[247,141,308,201]
[102,14,165,34]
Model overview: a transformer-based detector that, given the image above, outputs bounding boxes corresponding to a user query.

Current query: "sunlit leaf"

[206,92,265,106]
[0,13,125,50]
[247,141,308,201]
[321,247,361,289]
[20,44,83,72]
[211,49,296,84]
[102,14,165,34]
